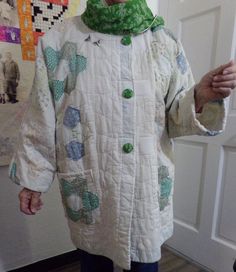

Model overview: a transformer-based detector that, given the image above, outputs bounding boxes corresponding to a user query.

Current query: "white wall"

[0,167,75,271]
[0,0,159,271]
[147,0,158,15]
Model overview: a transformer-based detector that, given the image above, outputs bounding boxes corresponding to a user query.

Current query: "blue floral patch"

[158,165,173,211]
[60,175,99,224]
[65,140,85,161]
[63,106,81,129]
[176,52,187,74]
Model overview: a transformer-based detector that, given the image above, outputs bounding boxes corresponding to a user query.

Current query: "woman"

[9,0,236,271]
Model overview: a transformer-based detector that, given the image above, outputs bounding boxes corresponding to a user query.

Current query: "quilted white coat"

[9,15,226,270]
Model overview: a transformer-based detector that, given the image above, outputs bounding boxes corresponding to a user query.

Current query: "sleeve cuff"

[178,87,227,137]
[8,156,55,193]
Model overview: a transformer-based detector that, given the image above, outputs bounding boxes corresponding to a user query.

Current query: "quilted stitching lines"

[60,175,99,224]
[158,165,173,211]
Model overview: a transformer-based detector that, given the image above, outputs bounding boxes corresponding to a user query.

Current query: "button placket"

[122,86,134,153]
[117,31,135,265]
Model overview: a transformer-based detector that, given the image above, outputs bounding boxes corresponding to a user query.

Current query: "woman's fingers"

[213,73,236,82]
[35,198,44,211]
[30,192,42,213]
[212,60,235,76]
[212,80,236,89]
[19,190,34,215]
[19,188,42,215]
[212,88,231,98]
[222,62,236,75]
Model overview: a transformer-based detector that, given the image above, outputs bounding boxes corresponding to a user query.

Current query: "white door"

[158,1,236,271]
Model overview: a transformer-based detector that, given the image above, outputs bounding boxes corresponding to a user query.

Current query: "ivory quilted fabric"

[9,16,226,270]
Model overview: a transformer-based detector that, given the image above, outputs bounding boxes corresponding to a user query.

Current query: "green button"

[121,35,132,46]
[122,89,134,99]
[123,143,133,153]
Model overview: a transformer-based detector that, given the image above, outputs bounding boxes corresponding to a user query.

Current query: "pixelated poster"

[0,0,79,60]
[0,0,81,166]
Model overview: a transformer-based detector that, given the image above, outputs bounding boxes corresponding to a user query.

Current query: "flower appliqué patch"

[60,174,99,224]
[158,165,173,211]
[44,47,60,71]
[176,52,187,74]
[43,41,87,101]
[50,79,66,102]
[9,162,20,184]
[63,106,81,129]
[65,140,85,161]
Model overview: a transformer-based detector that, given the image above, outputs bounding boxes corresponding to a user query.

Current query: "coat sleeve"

[8,37,56,193]
[166,39,227,138]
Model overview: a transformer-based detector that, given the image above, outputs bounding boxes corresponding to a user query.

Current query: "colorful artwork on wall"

[19,0,69,60]
[0,0,79,61]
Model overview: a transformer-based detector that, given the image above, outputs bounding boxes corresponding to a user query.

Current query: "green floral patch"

[43,42,88,100]
[50,79,66,101]
[60,42,77,61]
[158,165,173,211]
[74,55,87,74]
[66,54,87,93]
[9,162,17,179]
[9,162,20,185]
[60,175,99,224]
[44,47,60,71]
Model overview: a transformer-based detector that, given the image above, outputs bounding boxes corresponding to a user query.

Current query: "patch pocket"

[57,169,100,225]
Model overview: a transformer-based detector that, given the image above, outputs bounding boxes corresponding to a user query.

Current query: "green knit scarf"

[81,0,164,36]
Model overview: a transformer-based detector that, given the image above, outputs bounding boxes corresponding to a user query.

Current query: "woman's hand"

[19,188,43,215]
[194,60,236,112]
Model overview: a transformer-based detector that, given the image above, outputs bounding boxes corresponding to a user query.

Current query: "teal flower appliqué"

[43,42,88,100]
[158,165,173,211]
[50,79,66,102]
[9,162,20,185]
[60,175,99,224]
[44,47,60,71]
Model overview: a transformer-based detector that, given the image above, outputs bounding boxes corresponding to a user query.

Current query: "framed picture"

[0,42,34,165]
